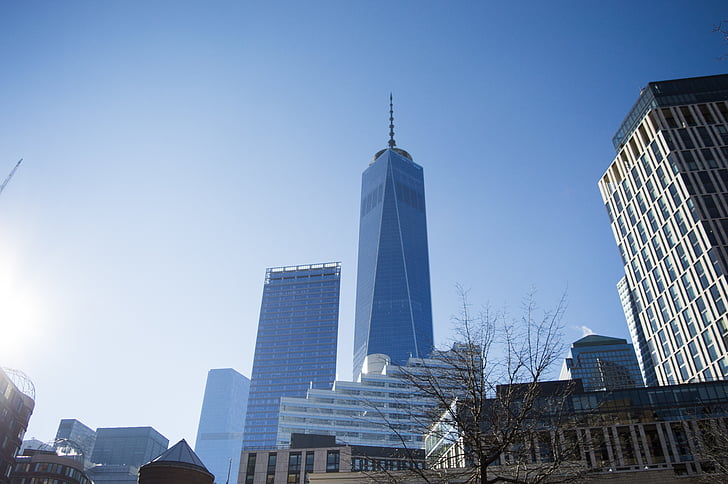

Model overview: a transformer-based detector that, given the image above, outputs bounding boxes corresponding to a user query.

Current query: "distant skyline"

[0,1,726,446]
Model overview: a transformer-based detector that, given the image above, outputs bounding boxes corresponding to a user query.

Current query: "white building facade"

[599,74,728,385]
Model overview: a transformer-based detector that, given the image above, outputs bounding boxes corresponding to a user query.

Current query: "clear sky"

[0,1,726,447]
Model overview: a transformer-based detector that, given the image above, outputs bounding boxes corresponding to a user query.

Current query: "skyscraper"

[559,334,644,391]
[243,262,341,449]
[599,74,728,385]
[194,368,249,484]
[353,99,434,378]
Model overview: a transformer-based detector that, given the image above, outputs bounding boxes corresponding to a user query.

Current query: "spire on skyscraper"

[388,93,396,148]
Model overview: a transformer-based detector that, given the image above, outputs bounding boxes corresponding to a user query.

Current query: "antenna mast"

[0,158,23,197]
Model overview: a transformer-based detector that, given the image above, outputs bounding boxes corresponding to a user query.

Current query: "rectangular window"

[326,451,340,473]
[245,454,257,484]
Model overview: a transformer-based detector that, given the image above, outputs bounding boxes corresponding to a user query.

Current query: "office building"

[91,427,168,467]
[425,379,728,481]
[243,263,341,449]
[11,448,92,484]
[54,419,97,462]
[0,367,35,484]
[560,334,644,391]
[138,439,213,484]
[353,100,434,378]
[195,368,250,484]
[277,346,473,449]
[241,433,423,484]
[598,74,728,385]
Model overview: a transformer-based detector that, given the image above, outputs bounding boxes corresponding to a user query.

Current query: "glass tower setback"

[353,145,434,379]
[195,368,250,484]
[559,334,644,391]
[243,262,341,449]
[599,74,728,385]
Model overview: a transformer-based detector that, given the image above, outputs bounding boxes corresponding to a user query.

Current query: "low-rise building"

[240,434,423,484]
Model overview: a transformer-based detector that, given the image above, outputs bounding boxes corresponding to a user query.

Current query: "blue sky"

[1,1,726,446]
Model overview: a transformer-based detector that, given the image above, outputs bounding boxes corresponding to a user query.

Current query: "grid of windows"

[599,75,728,385]
[244,263,341,449]
[353,148,434,379]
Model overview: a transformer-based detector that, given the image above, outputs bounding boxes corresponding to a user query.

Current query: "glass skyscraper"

[353,109,434,379]
[559,334,644,391]
[599,74,728,385]
[243,262,341,449]
[195,368,249,484]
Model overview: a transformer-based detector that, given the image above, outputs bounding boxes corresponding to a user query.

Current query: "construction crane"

[0,158,23,197]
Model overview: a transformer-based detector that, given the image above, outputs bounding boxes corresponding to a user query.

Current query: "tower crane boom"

[0,158,23,197]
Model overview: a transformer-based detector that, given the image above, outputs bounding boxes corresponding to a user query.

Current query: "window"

[246,454,257,484]
[267,454,277,484]
[326,451,340,472]
[288,453,301,484]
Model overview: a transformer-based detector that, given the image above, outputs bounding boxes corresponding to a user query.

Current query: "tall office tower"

[617,276,659,386]
[559,334,644,391]
[194,368,250,484]
[90,427,168,467]
[599,74,728,385]
[54,419,97,460]
[353,99,434,379]
[243,262,341,449]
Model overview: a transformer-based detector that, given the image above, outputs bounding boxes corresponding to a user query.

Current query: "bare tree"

[359,288,588,484]
[714,20,728,60]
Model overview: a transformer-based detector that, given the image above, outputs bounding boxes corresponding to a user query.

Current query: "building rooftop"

[572,334,628,347]
[612,73,728,150]
[149,439,207,470]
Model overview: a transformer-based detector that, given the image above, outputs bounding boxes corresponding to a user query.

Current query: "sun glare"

[0,247,44,361]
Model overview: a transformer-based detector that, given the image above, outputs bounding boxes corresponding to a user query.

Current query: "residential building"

[243,263,341,450]
[195,368,250,484]
[618,276,659,386]
[54,419,97,462]
[0,367,35,484]
[425,379,728,481]
[598,74,728,385]
[138,439,213,484]
[560,334,644,391]
[10,448,92,484]
[353,99,434,378]
[240,433,423,484]
[90,427,168,467]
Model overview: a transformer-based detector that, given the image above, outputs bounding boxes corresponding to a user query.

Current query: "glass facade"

[353,148,434,378]
[54,419,96,462]
[560,334,644,391]
[599,74,728,385]
[194,368,250,484]
[90,427,168,467]
[243,263,341,449]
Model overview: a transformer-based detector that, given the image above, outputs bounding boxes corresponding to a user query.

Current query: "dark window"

[326,451,340,473]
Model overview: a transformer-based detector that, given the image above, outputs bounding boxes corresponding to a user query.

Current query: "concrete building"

[353,99,434,379]
[560,334,644,391]
[599,73,728,385]
[243,263,341,450]
[0,368,35,484]
[240,434,423,484]
[195,368,250,484]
